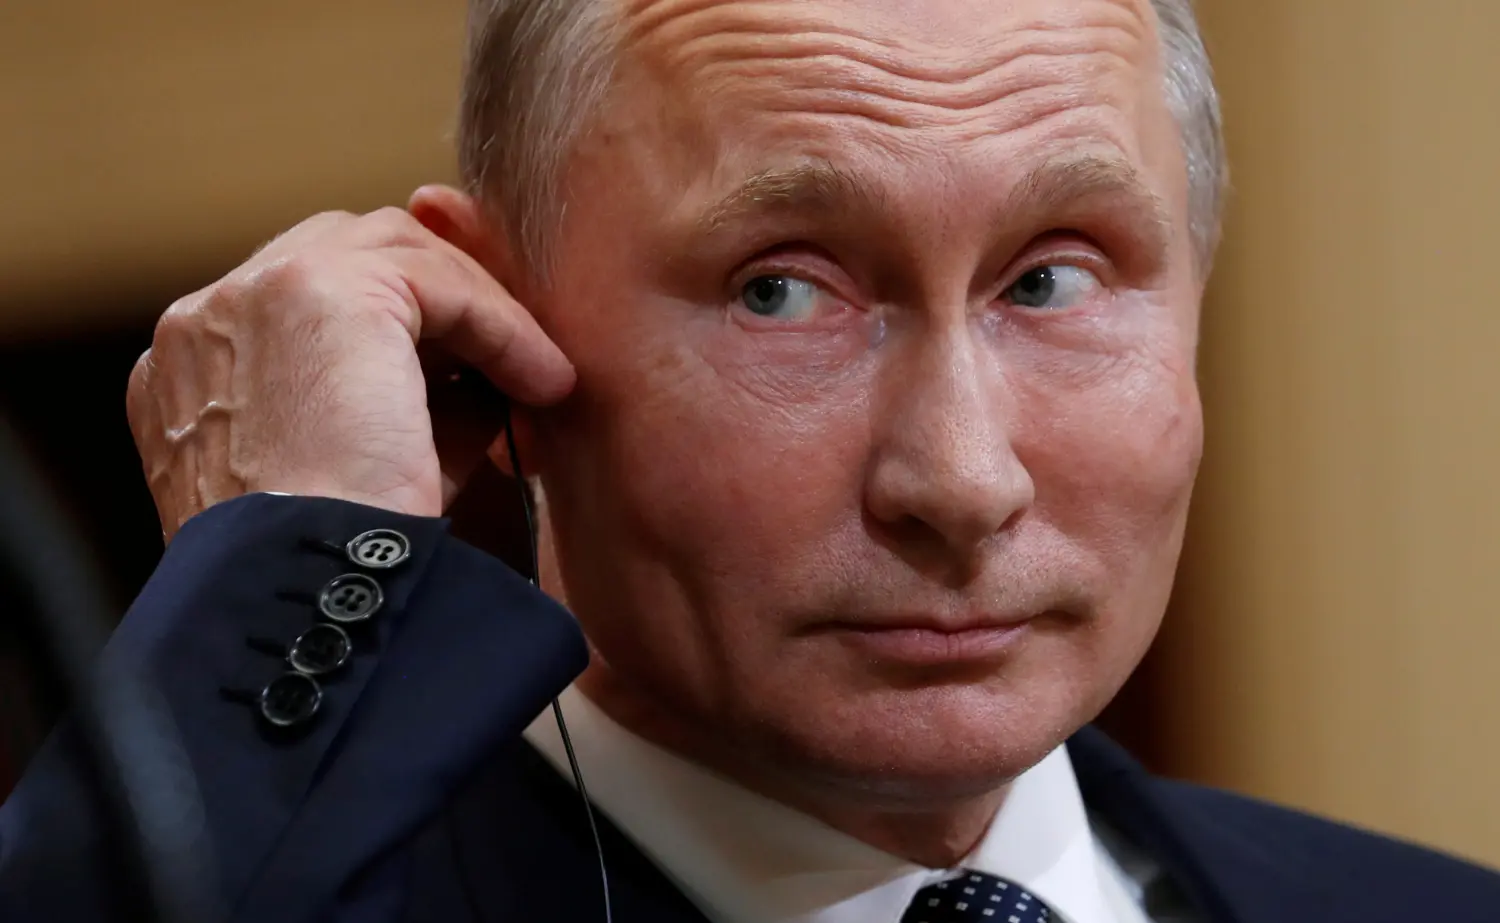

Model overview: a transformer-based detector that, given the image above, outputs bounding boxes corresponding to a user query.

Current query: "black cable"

[501,400,614,923]
[0,416,222,923]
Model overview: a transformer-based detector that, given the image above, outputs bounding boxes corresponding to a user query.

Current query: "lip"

[817,617,1036,666]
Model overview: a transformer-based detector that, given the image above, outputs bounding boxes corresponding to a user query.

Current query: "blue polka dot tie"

[900,871,1057,923]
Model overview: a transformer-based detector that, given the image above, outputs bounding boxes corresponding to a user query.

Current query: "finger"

[124,347,156,448]
[380,244,577,406]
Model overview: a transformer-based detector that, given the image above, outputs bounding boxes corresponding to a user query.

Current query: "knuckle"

[251,252,317,297]
[149,208,398,364]
[226,252,327,321]
[438,241,477,278]
[150,257,296,348]
[126,347,153,392]
[143,325,192,394]
[124,350,154,425]
[365,205,425,245]
[152,291,202,341]
[296,209,358,235]
[130,343,153,372]
[426,244,473,293]
[232,253,361,340]
[197,275,259,328]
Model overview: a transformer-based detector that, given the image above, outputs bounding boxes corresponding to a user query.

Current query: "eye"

[740,274,823,321]
[1005,265,1102,311]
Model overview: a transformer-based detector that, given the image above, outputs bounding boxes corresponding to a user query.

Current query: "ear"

[407,184,521,286]
[407,184,534,481]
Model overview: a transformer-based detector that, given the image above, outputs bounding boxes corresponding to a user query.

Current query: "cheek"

[540,301,872,586]
[1016,336,1203,571]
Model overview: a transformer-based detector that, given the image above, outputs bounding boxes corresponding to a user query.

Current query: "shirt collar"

[524,685,1120,923]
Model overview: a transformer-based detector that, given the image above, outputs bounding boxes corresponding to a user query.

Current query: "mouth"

[810,614,1040,666]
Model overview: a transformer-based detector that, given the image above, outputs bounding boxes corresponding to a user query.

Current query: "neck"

[575,662,1008,868]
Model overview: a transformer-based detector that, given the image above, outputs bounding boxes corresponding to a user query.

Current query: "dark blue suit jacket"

[2,494,1498,922]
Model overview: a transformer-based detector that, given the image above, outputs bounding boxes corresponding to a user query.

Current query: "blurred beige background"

[2,0,1497,868]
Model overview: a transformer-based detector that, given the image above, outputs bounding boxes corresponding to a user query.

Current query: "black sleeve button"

[317,573,385,623]
[287,623,354,676]
[346,529,412,569]
[259,672,323,728]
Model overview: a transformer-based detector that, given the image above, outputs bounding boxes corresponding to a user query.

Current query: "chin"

[737,678,1092,806]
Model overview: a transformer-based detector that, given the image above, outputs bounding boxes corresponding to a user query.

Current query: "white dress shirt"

[524,686,1183,923]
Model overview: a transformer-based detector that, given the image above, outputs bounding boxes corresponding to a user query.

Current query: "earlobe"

[487,401,541,481]
[487,430,518,478]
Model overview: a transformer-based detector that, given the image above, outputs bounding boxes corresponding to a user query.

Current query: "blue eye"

[740,275,821,321]
[1006,265,1101,310]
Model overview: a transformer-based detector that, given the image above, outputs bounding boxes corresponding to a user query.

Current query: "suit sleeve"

[0,492,588,923]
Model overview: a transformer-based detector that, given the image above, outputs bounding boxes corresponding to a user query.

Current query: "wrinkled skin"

[520,0,1204,862]
[128,0,1203,868]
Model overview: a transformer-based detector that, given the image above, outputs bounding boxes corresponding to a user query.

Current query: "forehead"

[615,0,1163,151]
[558,0,1189,276]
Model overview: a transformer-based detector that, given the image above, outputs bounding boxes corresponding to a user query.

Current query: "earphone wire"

[502,399,614,923]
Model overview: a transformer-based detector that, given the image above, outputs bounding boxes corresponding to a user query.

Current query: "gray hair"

[460,0,1227,280]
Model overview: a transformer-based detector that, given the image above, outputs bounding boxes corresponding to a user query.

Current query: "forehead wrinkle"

[622,0,1151,118]
[607,0,1178,260]
[621,0,1151,60]
[678,24,1145,101]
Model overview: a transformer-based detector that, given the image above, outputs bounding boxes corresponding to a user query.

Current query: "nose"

[864,325,1034,569]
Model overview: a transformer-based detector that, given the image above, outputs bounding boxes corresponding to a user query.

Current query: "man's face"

[523,0,1202,803]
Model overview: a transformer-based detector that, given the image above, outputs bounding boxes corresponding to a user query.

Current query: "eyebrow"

[695,162,885,237]
[1003,153,1174,251]
[693,152,1174,254]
